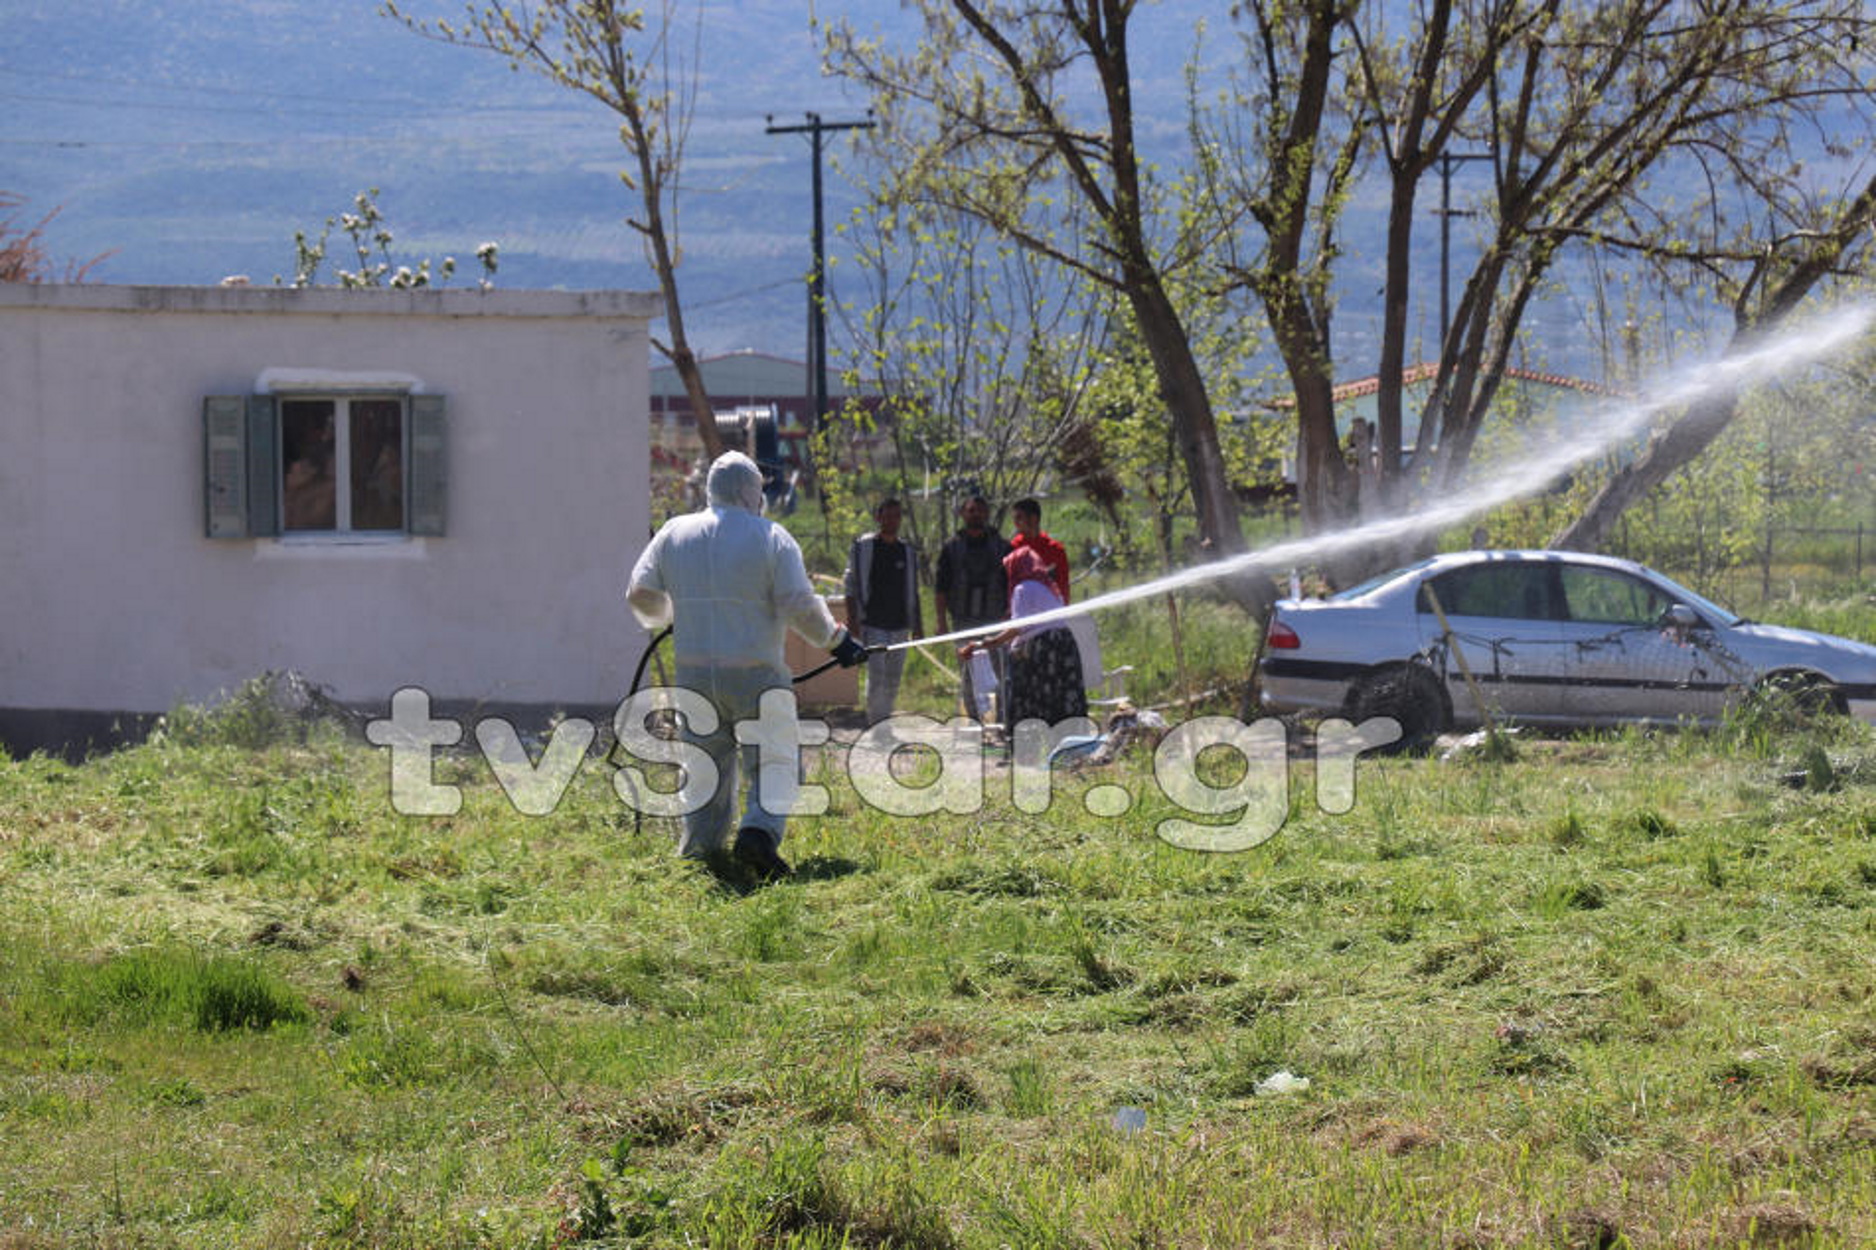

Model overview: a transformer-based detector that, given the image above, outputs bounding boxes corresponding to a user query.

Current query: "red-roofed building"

[1252,363,1634,492]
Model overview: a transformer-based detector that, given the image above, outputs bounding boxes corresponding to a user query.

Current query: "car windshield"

[1646,569,1743,627]
[1329,556,1438,601]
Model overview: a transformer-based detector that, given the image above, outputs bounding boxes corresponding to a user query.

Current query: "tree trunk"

[1260,267,1355,540]
[667,339,724,462]
[1130,285,1238,552]
[1374,163,1418,494]
[623,96,723,462]
[1127,272,1275,618]
[1551,386,1740,552]
[644,208,723,463]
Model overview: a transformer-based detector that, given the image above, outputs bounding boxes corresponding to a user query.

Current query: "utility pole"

[765,111,876,441]
[1433,152,1492,352]
[1421,151,1492,463]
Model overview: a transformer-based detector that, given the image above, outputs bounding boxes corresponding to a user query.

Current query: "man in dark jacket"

[843,498,923,724]
[933,495,1010,720]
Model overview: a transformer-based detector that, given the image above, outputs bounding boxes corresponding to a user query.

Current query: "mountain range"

[8,1,1826,383]
[9,0,897,356]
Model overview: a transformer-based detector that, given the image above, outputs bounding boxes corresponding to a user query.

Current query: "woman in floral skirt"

[961,547,1087,732]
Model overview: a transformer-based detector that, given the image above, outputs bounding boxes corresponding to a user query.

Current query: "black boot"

[733,826,792,881]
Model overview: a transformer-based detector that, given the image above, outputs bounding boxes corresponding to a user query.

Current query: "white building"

[0,283,660,751]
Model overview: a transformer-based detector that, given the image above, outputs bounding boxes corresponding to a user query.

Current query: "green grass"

[21,945,308,1033]
[3,696,1876,1246]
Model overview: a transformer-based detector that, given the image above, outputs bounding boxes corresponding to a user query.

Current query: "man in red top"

[1008,497,1070,604]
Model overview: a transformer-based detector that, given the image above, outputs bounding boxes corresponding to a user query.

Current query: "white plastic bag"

[967,650,998,720]
[1253,1069,1311,1096]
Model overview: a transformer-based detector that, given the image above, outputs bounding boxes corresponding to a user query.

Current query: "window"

[204,390,445,540]
[1558,566,1672,626]
[1330,556,1436,601]
[280,397,405,533]
[1419,562,1560,621]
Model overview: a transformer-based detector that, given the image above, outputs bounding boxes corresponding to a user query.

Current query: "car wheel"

[1348,664,1449,753]
[1752,670,1846,719]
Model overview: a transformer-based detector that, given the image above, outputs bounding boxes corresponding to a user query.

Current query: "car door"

[1415,561,1571,725]
[1554,564,1727,725]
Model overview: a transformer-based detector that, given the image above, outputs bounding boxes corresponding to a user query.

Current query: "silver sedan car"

[1259,550,1876,739]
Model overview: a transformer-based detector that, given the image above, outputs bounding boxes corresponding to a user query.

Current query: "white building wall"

[0,284,659,713]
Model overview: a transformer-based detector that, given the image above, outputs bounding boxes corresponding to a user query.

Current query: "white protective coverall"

[626,453,846,856]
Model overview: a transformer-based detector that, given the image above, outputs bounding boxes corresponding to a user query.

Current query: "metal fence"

[1767,524,1868,581]
[1673,522,1875,605]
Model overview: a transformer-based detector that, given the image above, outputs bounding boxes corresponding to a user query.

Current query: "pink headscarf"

[1003,547,1051,588]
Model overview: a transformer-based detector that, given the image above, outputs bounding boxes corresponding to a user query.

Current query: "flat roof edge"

[0,283,663,320]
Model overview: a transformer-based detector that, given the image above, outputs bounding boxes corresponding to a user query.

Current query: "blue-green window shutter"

[246,394,280,538]
[408,394,447,536]
[203,396,249,538]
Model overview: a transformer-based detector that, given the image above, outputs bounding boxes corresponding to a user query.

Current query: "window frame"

[1417,561,1564,622]
[1556,564,1676,627]
[202,380,445,542]
[275,391,411,540]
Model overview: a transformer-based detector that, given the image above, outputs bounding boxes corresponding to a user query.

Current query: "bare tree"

[1345,0,1531,507]
[1553,169,1876,551]
[823,0,1267,609]
[1,192,108,283]
[385,0,723,457]
[835,193,1111,542]
[1203,0,1365,543]
[1413,2,1871,500]
[1211,0,1874,562]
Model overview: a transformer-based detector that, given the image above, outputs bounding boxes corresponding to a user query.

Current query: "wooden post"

[1241,610,1273,722]
[1167,593,1193,710]
[1421,584,1496,734]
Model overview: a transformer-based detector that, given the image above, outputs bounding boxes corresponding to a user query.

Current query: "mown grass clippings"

[2,679,1875,1246]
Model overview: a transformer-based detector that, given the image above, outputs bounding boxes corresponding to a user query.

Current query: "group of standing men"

[842,493,1075,727]
[626,450,1089,881]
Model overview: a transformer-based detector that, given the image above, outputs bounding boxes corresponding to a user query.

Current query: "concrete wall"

[0,284,659,715]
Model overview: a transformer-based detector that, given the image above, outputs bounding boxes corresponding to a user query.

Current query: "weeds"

[29,946,307,1033]
[153,671,358,750]
[2,696,1874,1246]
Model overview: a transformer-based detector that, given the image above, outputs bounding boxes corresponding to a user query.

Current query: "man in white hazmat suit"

[626,452,866,878]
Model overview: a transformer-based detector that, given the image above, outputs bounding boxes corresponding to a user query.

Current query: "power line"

[0,88,401,118]
[688,276,802,310]
[0,134,602,152]
[0,65,556,114]
[0,66,834,125]
[0,86,587,123]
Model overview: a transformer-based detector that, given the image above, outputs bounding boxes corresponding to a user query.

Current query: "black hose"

[791,646,878,686]
[630,625,674,700]
[608,625,673,831]
[609,627,868,796]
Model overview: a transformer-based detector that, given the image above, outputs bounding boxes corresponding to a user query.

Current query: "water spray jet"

[896,302,1876,653]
